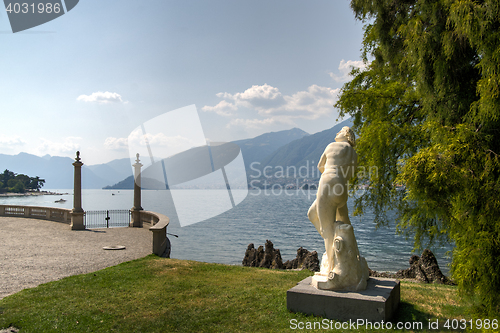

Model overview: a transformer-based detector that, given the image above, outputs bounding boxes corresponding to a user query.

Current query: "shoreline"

[0,191,69,197]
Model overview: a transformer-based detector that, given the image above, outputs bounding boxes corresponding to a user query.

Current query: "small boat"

[55,198,66,203]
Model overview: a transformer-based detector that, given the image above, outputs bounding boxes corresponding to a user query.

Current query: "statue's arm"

[318,152,327,174]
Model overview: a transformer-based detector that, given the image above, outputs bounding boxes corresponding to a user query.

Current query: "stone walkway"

[0,217,152,300]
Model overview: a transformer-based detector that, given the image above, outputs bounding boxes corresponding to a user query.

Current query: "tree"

[14,174,31,189]
[0,170,45,193]
[7,179,25,193]
[336,0,500,313]
[0,169,15,185]
[28,176,45,191]
[12,181,25,193]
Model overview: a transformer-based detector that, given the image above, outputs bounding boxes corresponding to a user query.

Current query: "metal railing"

[84,210,131,229]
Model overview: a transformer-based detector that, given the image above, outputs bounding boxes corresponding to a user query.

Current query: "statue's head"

[335,126,356,147]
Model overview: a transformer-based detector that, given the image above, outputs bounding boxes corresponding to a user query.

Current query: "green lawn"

[0,255,493,332]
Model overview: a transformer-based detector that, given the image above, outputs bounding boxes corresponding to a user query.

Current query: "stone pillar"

[70,151,85,230]
[130,153,143,227]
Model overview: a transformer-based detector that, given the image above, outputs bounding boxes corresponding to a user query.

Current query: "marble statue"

[307,126,369,291]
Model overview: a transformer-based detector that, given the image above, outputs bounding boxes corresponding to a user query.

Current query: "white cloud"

[279,85,339,118]
[0,135,26,147]
[226,84,286,110]
[104,137,128,150]
[201,100,237,116]
[203,83,340,128]
[328,59,367,82]
[209,84,286,112]
[77,91,124,104]
[36,137,82,156]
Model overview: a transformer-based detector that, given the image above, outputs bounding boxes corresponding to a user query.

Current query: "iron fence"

[84,210,131,229]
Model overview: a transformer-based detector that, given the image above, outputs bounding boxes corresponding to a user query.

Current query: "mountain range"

[0,118,353,189]
[0,153,132,189]
[234,127,309,169]
[257,118,354,174]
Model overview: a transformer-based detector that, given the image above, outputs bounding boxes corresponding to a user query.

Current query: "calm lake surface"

[0,189,453,274]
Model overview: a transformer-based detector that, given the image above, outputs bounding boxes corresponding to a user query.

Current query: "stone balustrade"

[141,210,171,257]
[0,204,71,223]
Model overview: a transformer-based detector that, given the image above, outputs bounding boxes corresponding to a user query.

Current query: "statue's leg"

[336,203,351,225]
[307,199,322,236]
[322,219,336,272]
[318,192,337,273]
[332,179,350,225]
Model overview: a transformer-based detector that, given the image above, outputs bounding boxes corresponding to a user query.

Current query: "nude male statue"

[307,126,357,273]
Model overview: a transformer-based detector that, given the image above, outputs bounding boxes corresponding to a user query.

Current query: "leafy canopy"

[0,169,45,193]
[336,0,500,314]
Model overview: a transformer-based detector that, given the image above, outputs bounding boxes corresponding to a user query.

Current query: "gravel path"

[0,217,152,300]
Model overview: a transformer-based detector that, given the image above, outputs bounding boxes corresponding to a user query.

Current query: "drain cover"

[103,245,126,250]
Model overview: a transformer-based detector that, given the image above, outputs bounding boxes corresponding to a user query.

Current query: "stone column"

[70,151,85,230]
[130,153,143,227]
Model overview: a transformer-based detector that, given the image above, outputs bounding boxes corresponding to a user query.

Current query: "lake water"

[0,189,453,274]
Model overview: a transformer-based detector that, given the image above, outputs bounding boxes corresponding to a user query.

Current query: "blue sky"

[0,0,365,165]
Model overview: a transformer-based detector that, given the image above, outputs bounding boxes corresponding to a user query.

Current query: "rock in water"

[242,240,283,269]
[396,249,453,284]
[260,240,283,269]
[242,243,258,267]
[242,241,318,271]
[420,249,450,284]
[283,247,320,272]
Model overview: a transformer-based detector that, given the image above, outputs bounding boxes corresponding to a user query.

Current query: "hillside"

[255,118,354,178]
[103,175,168,190]
[234,128,309,169]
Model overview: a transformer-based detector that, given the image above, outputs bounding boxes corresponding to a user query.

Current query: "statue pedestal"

[287,276,400,322]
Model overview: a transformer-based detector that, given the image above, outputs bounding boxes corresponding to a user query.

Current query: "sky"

[0,0,366,165]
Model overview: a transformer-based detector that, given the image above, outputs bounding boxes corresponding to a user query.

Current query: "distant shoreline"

[0,191,69,197]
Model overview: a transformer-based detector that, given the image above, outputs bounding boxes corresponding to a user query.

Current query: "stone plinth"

[130,208,142,228]
[287,276,400,322]
[70,210,85,230]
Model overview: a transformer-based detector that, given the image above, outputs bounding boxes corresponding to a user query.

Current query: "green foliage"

[12,181,25,193]
[0,169,45,193]
[337,0,500,314]
[1,170,15,184]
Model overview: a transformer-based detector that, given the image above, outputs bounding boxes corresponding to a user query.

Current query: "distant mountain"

[86,158,133,187]
[103,175,168,190]
[0,153,133,189]
[103,175,134,190]
[255,118,354,178]
[0,122,353,190]
[234,127,309,169]
[104,128,310,189]
[0,153,73,189]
